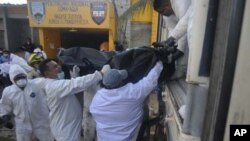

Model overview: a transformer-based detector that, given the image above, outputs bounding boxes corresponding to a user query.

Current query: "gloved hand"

[1,115,13,129]
[101,64,111,76]
[165,36,176,47]
[2,115,11,122]
[167,49,184,64]
[4,122,14,129]
[70,65,80,78]
[2,72,7,77]
[73,65,80,76]
[57,48,65,56]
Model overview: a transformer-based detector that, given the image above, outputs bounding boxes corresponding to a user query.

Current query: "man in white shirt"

[33,59,105,141]
[153,0,191,78]
[90,61,163,141]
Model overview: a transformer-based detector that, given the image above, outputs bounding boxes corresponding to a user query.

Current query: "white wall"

[223,1,250,141]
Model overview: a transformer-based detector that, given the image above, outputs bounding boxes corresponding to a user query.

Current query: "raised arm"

[169,6,192,40]
[45,71,102,98]
[127,61,163,100]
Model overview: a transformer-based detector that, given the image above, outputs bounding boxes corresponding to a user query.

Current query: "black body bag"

[57,46,175,83]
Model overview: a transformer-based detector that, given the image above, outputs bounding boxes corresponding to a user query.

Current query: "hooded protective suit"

[33,70,103,141]
[90,61,163,141]
[0,64,53,141]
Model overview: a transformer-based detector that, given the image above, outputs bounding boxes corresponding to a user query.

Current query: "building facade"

[0,4,39,51]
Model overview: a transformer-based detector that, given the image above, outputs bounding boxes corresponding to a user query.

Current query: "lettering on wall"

[29,1,91,25]
[48,14,88,25]
[47,1,89,25]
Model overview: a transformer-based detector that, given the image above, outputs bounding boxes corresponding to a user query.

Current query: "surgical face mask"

[1,54,10,62]
[16,79,27,88]
[57,72,65,80]
[36,52,43,58]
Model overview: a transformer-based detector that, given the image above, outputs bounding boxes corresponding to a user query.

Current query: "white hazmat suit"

[162,0,192,79]
[33,70,103,141]
[90,62,163,141]
[164,0,191,52]
[0,64,53,141]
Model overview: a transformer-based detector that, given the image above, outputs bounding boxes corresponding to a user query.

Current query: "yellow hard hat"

[28,53,43,65]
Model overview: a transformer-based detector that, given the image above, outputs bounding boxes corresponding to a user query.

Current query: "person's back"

[90,61,163,141]
[90,86,146,140]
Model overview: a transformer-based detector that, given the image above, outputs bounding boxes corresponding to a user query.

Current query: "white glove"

[2,72,7,77]
[70,65,80,78]
[101,64,111,75]
[178,105,186,119]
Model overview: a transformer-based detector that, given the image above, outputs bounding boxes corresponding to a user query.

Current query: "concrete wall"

[0,19,4,49]
[0,19,3,30]
[0,30,4,49]
[130,22,151,47]
[7,19,31,52]
[0,5,39,51]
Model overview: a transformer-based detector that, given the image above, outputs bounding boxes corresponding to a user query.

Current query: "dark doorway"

[60,29,108,50]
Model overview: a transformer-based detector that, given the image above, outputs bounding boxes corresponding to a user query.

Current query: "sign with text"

[230,125,250,141]
[28,0,110,28]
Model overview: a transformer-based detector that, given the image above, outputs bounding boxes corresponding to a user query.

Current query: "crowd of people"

[0,35,164,141]
[0,45,163,141]
[0,0,191,140]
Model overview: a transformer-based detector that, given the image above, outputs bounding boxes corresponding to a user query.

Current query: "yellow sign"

[28,0,110,29]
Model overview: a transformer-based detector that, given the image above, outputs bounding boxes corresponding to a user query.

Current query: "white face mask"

[16,79,27,88]
[57,72,65,80]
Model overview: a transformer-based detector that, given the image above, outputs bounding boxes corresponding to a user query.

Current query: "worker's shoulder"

[31,77,54,87]
[2,85,19,97]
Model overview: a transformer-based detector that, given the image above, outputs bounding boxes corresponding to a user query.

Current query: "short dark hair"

[2,49,10,54]
[153,0,169,11]
[14,47,26,53]
[39,59,54,76]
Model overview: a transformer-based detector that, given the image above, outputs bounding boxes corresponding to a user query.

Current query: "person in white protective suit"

[90,61,163,141]
[0,53,34,77]
[33,59,106,141]
[153,0,193,122]
[153,0,191,63]
[0,64,54,141]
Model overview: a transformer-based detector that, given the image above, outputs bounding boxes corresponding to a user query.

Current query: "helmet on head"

[28,53,43,66]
